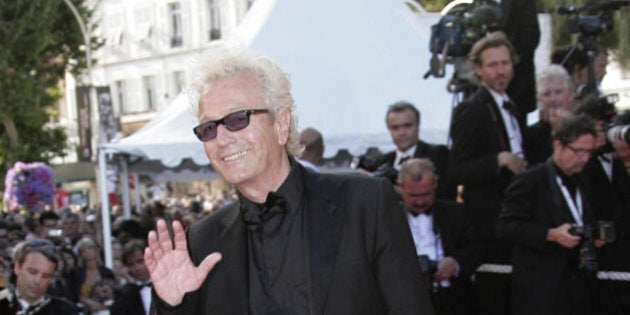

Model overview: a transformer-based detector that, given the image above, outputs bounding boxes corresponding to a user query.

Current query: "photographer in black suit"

[398,158,482,315]
[497,114,608,315]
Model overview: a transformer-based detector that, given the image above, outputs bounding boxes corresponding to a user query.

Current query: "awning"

[52,161,97,182]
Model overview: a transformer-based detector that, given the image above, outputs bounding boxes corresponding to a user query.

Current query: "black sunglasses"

[193,109,269,141]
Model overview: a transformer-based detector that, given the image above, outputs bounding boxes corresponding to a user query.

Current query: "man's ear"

[275,107,291,146]
[553,139,562,152]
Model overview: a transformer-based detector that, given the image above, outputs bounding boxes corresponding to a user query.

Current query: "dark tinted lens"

[194,121,218,141]
[223,111,250,131]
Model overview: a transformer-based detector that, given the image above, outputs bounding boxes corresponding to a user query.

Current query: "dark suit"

[582,156,630,315]
[524,120,553,166]
[155,164,435,314]
[418,200,482,315]
[0,288,78,315]
[449,86,524,261]
[111,283,150,315]
[497,160,597,315]
[376,140,456,200]
[501,0,540,117]
[449,86,525,315]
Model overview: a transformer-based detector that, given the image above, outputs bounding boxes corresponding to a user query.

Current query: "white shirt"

[135,282,152,315]
[406,211,450,287]
[488,88,524,158]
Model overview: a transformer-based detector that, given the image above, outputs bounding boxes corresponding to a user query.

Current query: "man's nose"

[215,124,234,144]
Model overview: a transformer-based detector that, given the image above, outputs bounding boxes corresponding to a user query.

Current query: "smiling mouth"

[223,150,247,162]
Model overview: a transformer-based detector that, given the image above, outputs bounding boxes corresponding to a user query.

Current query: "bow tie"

[241,192,288,228]
[137,282,152,289]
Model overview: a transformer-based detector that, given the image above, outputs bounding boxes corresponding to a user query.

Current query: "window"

[143,75,157,111]
[115,80,128,113]
[169,2,183,47]
[208,0,221,41]
[173,71,185,96]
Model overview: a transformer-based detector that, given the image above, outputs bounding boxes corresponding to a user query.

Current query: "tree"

[0,0,101,197]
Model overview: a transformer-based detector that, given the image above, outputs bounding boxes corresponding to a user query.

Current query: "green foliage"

[0,0,100,195]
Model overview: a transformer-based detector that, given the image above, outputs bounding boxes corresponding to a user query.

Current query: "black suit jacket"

[432,200,482,315]
[155,164,435,315]
[524,120,552,166]
[582,156,630,270]
[111,283,149,315]
[449,87,525,262]
[496,160,596,315]
[0,289,78,315]
[501,0,540,116]
[432,200,483,281]
[377,140,455,200]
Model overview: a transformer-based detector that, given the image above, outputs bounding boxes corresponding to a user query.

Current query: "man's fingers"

[172,220,187,250]
[156,219,174,252]
[197,252,223,278]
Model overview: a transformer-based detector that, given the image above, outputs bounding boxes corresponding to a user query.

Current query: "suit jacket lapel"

[544,159,576,225]
[479,88,511,152]
[304,171,342,314]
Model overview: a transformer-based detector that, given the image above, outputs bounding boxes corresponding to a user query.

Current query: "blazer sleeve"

[449,102,502,185]
[496,171,554,252]
[371,178,436,315]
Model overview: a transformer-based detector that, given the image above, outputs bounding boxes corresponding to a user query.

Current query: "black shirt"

[239,159,311,314]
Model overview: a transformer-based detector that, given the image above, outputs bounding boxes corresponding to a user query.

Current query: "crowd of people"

[1,20,630,315]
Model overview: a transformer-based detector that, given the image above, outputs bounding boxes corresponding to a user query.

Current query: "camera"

[351,154,399,184]
[558,1,629,36]
[418,254,439,290]
[568,221,616,276]
[86,214,97,223]
[606,124,630,144]
[425,0,501,79]
[48,229,63,237]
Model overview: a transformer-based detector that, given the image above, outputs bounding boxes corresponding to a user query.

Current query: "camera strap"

[555,176,584,226]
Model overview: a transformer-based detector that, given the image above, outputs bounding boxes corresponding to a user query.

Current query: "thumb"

[197,252,223,276]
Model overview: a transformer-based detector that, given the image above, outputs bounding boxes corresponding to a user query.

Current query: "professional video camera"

[557,1,630,95]
[568,221,616,277]
[425,0,502,80]
[350,154,399,184]
[558,1,629,36]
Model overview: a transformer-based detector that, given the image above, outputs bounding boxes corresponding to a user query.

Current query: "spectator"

[38,211,60,240]
[297,127,325,172]
[375,101,455,199]
[0,239,78,314]
[111,240,152,315]
[525,64,576,165]
[54,183,69,209]
[68,238,115,312]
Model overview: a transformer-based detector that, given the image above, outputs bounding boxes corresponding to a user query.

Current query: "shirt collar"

[397,144,417,160]
[239,158,306,220]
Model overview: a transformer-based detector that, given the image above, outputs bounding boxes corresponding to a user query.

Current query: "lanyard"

[555,176,583,226]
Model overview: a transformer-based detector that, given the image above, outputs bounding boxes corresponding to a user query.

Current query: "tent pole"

[133,173,141,215]
[120,156,131,219]
[98,148,113,269]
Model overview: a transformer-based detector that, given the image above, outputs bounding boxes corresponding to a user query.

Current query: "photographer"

[398,158,481,315]
[497,114,607,315]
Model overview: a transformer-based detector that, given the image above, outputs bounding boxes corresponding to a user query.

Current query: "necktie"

[398,155,410,166]
[503,99,518,117]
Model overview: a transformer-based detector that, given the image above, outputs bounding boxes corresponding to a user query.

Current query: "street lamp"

[62,0,114,270]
